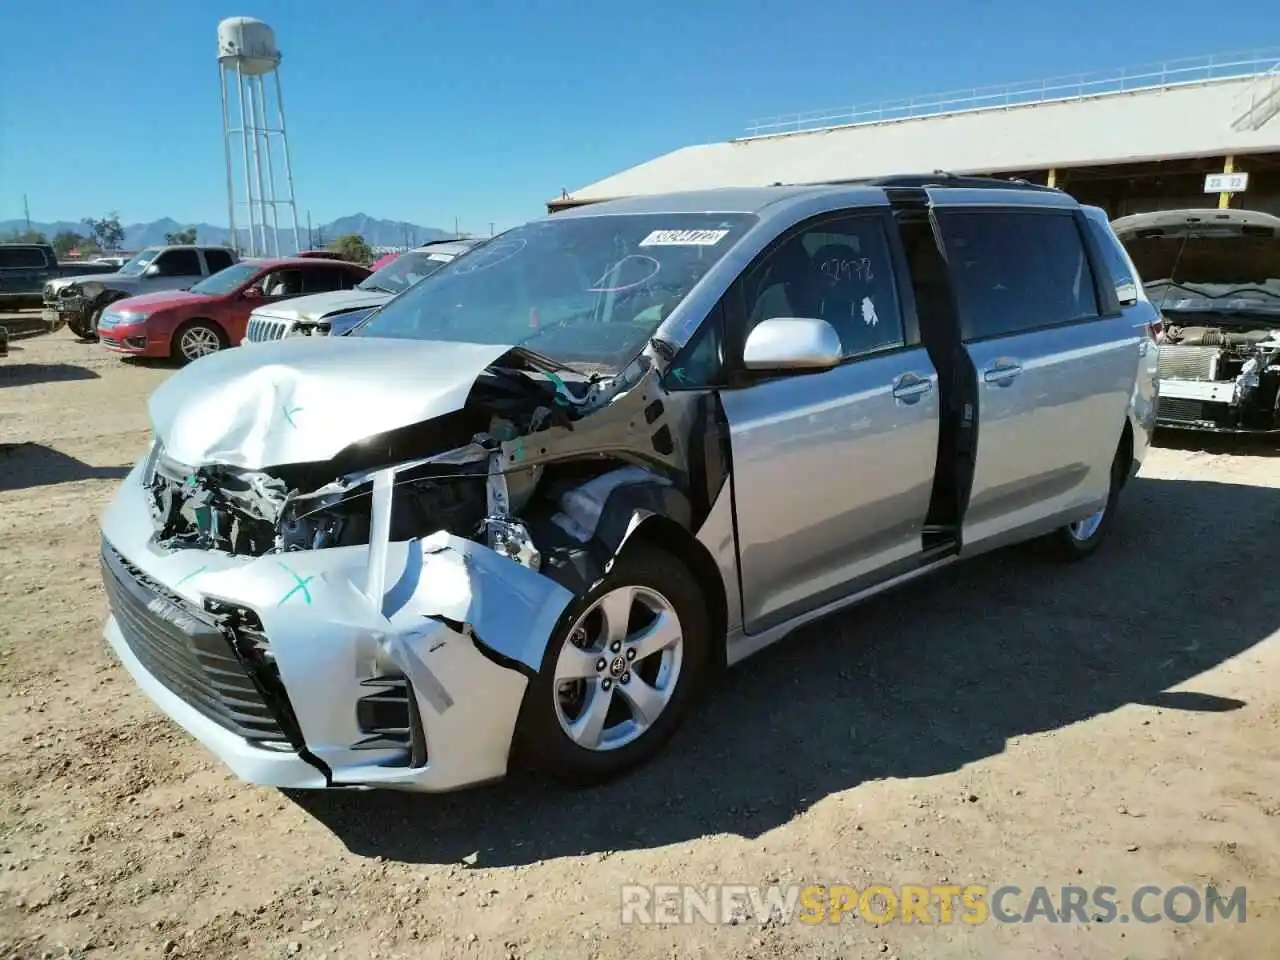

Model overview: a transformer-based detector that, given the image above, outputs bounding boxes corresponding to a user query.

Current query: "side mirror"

[242,286,262,299]
[742,317,843,372]
[143,264,160,277]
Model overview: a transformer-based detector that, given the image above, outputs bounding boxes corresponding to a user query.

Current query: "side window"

[0,247,48,269]
[1084,218,1138,306]
[741,214,906,359]
[298,266,345,293]
[260,270,303,297]
[203,248,234,273]
[937,210,1101,340]
[153,249,203,277]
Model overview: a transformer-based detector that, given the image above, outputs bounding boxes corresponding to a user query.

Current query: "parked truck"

[0,243,117,312]
[44,244,239,340]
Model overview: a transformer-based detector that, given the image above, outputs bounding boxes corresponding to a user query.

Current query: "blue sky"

[1,0,1277,233]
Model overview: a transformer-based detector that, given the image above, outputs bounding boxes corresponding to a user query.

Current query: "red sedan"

[97,257,370,363]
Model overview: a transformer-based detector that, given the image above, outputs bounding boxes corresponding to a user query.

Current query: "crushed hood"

[251,288,392,325]
[148,336,514,470]
[62,270,135,288]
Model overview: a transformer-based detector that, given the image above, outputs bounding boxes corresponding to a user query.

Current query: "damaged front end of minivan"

[1113,207,1280,433]
[99,334,728,792]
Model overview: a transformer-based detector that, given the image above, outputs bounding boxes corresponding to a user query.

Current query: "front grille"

[245,316,291,342]
[100,541,290,744]
[1157,345,1219,380]
[1158,397,1210,424]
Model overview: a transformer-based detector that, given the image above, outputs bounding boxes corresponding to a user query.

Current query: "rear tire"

[1040,440,1127,562]
[516,543,712,787]
[171,320,227,365]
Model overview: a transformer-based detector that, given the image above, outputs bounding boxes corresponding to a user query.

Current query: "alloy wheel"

[180,326,222,360]
[553,584,684,752]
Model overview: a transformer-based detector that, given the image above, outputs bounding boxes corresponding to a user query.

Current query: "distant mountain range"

[0,214,456,253]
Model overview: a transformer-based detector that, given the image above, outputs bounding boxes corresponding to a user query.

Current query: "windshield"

[189,262,262,296]
[1123,233,1280,306]
[118,247,162,276]
[353,213,757,372]
[357,251,451,294]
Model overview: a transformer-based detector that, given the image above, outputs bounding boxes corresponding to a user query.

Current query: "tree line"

[4,211,376,265]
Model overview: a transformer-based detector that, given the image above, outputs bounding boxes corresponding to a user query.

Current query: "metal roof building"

[548,50,1280,217]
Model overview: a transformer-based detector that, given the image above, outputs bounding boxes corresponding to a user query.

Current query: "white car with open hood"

[243,239,483,343]
[99,179,1156,793]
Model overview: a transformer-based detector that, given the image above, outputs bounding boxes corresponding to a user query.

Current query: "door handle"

[983,360,1023,385]
[892,373,934,402]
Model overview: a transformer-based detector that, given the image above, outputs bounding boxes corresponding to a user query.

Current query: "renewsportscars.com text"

[619,883,1247,926]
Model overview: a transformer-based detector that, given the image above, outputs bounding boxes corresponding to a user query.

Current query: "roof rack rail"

[865,172,1062,193]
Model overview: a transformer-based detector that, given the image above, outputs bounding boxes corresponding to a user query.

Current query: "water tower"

[217,17,301,256]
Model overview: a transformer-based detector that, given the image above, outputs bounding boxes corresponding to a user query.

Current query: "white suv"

[243,239,483,342]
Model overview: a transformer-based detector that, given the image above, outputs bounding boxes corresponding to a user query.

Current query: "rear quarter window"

[203,248,235,273]
[1084,219,1139,306]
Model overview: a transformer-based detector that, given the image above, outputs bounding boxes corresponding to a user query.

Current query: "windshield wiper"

[510,344,592,378]
[359,283,396,295]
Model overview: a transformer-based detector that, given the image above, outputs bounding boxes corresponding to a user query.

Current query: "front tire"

[171,320,227,364]
[517,543,711,787]
[68,308,98,341]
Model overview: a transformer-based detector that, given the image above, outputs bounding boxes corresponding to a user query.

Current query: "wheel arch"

[623,514,729,673]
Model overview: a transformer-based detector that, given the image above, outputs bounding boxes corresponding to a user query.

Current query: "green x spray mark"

[275,562,315,607]
[281,404,304,428]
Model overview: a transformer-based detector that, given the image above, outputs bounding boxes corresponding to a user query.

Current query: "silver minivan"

[99,178,1159,793]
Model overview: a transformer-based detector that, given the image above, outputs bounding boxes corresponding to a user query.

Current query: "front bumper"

[99,459,574,792]
[98,322,154,355]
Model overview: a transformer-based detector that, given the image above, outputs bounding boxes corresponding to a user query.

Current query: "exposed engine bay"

[141,343,723,596]
[1112,207,1280,434]
[1154,317,1280,432]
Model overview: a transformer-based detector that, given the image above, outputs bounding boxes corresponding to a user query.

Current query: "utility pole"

[23,195,31,234]
[454,215,460,239]
[488,222,495,237]
[307,210,313,249]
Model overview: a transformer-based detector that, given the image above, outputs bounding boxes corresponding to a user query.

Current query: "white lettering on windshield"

[638,229,730,247]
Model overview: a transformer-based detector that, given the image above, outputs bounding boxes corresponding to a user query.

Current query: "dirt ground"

[1,322,1278,959]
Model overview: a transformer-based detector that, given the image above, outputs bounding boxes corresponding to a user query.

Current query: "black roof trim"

[863,172,1062,193]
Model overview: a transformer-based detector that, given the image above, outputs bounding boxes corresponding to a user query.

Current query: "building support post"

[1219,155,1235,209]
[1046,168,1057,188]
